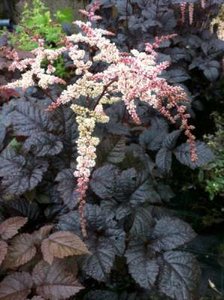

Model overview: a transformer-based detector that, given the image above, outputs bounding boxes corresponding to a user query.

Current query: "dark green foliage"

[0,88,212,298]
[0,148,48,195]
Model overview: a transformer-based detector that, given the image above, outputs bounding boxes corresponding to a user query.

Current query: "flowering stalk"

[71,104,109,237]
[180,2,187,24]
[189,3,194,25]
[79,0,101,22]
[201,0,206,9]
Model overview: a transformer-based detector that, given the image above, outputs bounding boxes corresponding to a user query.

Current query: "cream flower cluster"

[6,43,66,90]
[71,104,108,236]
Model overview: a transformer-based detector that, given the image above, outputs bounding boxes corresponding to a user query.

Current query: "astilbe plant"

[1,2,198,237]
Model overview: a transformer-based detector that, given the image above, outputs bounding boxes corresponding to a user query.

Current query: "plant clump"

[0,0,219,299]
[1,2,199,236]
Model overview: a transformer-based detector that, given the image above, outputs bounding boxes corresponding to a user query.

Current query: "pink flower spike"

[201,0,206,9]
[189,3,194,25]
[180,2,187,24]
[46,99,62,111]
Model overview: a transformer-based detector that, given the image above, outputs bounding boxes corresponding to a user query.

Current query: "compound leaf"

[165,68,190,83]
[174,141,214,169]
[139,117,168,151]
[33,225,54,243]
[0,123,6,151]
[90,165,118,199]
[84,290,118,300]
[0,199,40,220]
[53,106,78,156]
[23,133,63,156]
[0,148,25,177]
[0,150,48,195]
[125,239,159,289]
[151,217,196,251]
[0,217,27,240]
[156,148,172,173]
[129,207,154,237]
[81,237,116,282]
[41,231,90,264]
[0,241,7,266]
[4,233,36,268]
[159,251,200,300]
[162,130,181,150]
[0,272,33,300]
[101,137,126,164]
[10,100,53,136]
[33,259,83,300]
[56,169,77,209]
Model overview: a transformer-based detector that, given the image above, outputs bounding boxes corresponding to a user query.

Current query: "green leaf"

[55,8,74,23]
